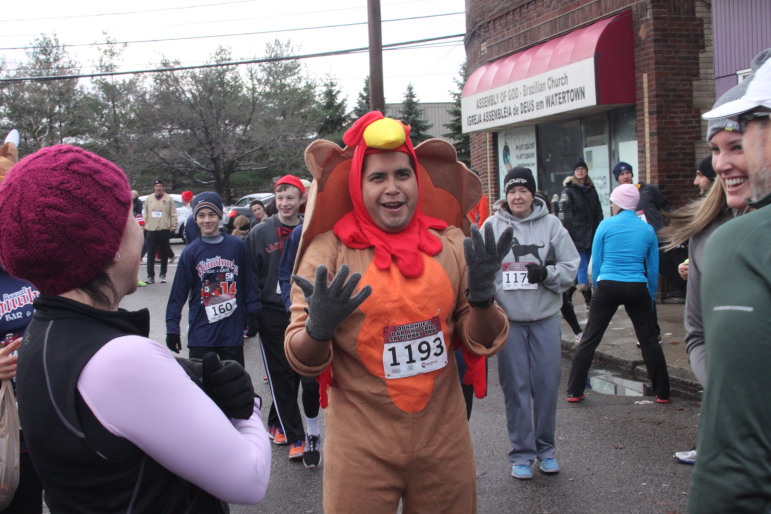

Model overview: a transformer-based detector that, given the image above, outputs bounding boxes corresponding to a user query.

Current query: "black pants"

[561,286,582,335]
[145,230,172,279]
[567,281,670,399]
[188,345,245,368]
[301,375,320,419]
[258,308,306,442]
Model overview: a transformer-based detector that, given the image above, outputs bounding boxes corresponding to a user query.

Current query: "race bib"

[151,210,163,218]
[382,316,447,379]
[205,297,236,323]
[201,279,238,323]
[502,262,538,290]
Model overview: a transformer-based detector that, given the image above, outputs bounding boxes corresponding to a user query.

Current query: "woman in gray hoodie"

[484,167,579,480]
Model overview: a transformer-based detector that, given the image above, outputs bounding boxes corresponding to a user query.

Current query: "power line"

[0,34,464,84]
[0,12,463,53]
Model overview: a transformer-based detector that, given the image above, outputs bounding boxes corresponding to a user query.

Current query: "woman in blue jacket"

[566,184,671,403]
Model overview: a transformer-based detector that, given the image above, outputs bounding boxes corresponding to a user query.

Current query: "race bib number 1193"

[382,316,447,379]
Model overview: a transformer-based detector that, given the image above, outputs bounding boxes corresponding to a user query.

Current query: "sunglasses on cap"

[738,109,771,131]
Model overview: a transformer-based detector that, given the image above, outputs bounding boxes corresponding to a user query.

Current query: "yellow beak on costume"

[363,118,406,150]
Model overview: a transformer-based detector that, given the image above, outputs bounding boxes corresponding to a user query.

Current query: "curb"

[560,339,703,401]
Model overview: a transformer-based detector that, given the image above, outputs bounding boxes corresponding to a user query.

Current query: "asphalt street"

[121,241,700,513]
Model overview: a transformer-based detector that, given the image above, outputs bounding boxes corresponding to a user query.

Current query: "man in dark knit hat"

[694,155,716,197]
[611,161,671,232]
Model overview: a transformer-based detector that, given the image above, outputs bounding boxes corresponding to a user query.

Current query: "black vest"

[17,296,227,514]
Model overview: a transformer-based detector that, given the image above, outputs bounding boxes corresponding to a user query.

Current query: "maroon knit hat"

[0,145,132,295]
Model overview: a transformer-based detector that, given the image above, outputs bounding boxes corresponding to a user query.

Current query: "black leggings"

[567,281,670,399]
[561,287,582,335]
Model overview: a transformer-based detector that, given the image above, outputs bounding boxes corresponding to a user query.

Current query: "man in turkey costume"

[284,112,511,513]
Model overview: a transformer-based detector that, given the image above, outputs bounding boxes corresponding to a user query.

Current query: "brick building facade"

[462,0,716,211]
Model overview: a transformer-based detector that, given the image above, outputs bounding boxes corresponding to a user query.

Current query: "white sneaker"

[160,275,167,283]
[575,333,582,344]
[674,448,697,464]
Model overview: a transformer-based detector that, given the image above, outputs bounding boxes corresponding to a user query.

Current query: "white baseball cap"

[703,50,771,120]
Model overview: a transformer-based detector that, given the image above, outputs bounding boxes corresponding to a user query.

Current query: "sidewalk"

[558,295,702,400]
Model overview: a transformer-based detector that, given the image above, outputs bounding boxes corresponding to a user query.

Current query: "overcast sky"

[0,0,467,108]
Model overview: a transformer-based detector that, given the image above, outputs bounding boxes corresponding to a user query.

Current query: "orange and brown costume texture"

[285,112,508,513]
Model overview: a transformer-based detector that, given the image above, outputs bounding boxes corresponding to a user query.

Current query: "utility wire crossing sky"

[0,0,468,107]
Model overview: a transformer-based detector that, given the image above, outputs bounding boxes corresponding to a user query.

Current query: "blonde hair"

[661,179,751,250]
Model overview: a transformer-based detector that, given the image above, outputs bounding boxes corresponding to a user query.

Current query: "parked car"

[138,193,192,242]
[222,193,275,233]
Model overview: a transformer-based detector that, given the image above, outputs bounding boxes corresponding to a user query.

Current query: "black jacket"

[560,176,603,251]
[17,296,227,514]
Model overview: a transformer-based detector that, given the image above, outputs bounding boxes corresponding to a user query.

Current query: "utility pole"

[367,0,385,112]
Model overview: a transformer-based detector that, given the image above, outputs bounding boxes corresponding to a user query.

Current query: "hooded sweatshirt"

[485,198,579,323]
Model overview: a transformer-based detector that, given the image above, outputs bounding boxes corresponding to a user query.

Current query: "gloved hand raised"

[292,264,372,341]
[525,263,548,284]
[463,224,513,306]
[166,333,182,353]
[202,353,256,420]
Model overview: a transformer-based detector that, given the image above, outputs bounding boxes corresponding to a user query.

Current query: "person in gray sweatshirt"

[484,167,579,480]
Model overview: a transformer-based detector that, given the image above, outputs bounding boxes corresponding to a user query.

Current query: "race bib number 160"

[382,316,447,379]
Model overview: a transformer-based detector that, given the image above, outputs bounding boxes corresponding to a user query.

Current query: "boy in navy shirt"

[166,192,259,367]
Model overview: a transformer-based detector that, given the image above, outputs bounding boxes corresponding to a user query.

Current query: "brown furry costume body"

[284,122,507,513]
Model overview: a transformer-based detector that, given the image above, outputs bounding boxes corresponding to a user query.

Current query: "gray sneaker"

[674,447,697,465]
[146,277,155,284]
[160,275,167,283]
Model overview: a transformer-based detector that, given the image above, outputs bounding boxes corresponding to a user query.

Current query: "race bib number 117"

[502,262,538,290]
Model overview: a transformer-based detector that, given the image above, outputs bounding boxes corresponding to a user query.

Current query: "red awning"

[463,10,634,106]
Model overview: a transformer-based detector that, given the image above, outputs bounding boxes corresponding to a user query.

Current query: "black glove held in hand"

[292,264,372,341]
[525,263,548,284]
[166,333,182,353]
[245,312,260,337]
[202,353,255,420]
[463,224,514,304]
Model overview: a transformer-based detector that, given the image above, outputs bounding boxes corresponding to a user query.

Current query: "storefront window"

[583,113,611,215]
[497,126,537,197]
[536,119,581,200]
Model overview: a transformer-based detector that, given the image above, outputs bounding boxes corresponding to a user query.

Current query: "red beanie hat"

[0,145,132,295]
[275,175,305,195]
[181,190,194,203]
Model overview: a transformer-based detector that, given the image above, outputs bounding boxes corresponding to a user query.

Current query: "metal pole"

[367,0,385,112]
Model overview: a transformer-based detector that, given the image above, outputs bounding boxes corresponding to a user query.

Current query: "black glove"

[246,312,260,337]
[525,263,548,284]
[463,224,514,306]
[292,264,372,341]
[166,333,182,353]
[202,353,255,420]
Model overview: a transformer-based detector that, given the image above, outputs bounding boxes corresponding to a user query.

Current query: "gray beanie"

[706,49,771,141]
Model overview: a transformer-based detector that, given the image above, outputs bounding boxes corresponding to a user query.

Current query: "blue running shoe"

[538,458,560,474]
[511,464,533,480]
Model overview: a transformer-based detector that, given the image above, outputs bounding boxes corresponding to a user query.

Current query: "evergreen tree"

[317,77,349,145]
[399,83,432,144]
[444,63,470,165]
[352,76,371,119]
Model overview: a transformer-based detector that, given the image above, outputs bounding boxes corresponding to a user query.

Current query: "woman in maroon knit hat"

[0,145,270,512]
